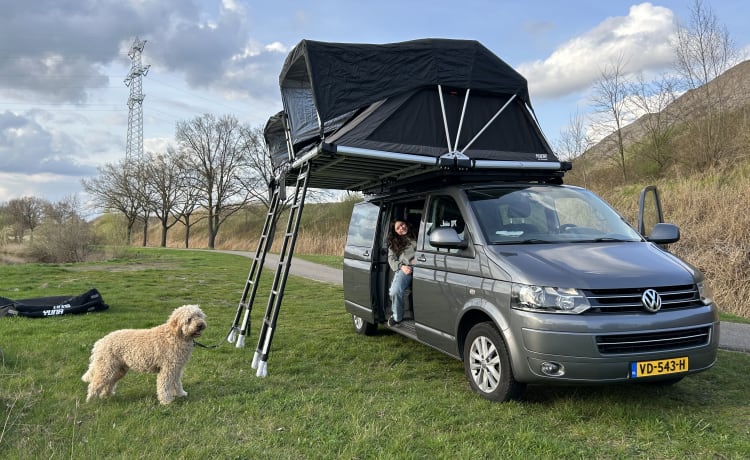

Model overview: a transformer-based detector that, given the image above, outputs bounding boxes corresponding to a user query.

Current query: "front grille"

[583,284,702,313]
[596,326,711,354]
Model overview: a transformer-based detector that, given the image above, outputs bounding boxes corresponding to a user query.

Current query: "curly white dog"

[82,304,207,405]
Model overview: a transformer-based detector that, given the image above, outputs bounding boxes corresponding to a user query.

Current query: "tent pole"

[454,89,470,152]
[437,85,453,151]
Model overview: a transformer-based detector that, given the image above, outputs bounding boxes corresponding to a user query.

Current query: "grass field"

[1,249,748,459]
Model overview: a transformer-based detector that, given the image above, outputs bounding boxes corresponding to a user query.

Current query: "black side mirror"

[647,223,680,244]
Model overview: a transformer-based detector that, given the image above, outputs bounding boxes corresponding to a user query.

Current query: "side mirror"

[429,227,469,249]
[647,223,680,244]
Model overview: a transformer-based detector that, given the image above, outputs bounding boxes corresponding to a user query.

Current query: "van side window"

[424,195,466,253]
[346,203,379,247]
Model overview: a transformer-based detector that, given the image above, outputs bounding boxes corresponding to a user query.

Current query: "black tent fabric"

[279,38,531,147]
[0,289,108,318]
[326,87,551,161]
[265,38,564,192]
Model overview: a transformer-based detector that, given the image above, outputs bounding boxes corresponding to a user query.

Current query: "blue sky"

[0,0,748,208]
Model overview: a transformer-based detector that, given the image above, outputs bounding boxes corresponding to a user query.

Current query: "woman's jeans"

[389,269,412,322]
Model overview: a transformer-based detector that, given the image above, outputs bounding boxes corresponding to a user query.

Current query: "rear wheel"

[463,322,525,401]
[352,314,377,335]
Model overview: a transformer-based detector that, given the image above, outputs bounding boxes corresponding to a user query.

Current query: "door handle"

[417,255,426,262]
[363,250,370,257]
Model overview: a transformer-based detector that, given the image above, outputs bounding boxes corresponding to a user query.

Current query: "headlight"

[697,280,714,305]
[512,284,591,314]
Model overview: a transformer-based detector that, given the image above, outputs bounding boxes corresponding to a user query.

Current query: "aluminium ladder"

[227,160,312,377]
[226,180,283,348]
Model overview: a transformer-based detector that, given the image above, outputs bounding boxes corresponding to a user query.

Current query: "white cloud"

[265,42,288,54]
[519,3,677,100]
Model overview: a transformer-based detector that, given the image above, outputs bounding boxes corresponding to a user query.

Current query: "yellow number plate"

[630,357,688,378]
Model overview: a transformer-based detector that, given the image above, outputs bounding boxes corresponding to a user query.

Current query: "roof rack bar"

[473,159,562,169]
[331,144,562,170]
[460,94,517,153]
[437,85,453,151]
[453,89,470,152]
[331,145,439,166]
[290,147,320,169]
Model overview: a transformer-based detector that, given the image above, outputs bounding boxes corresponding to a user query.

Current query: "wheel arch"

[457,309,495,360]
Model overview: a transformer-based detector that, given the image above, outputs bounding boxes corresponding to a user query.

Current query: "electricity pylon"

[124,37,150,160]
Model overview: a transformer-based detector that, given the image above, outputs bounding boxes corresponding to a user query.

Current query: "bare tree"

[82,158,147,245]
[173,168,205,249]
[557,110,593,188]
[128,155,156,247]
[628,73,679,174]
[590,56,632,183]
[5,196,47,242]
[44,194,81,224]
[673,0,740,167]
[240,125,279,210]
[142,148,190,247]
[176,114,252,249]
[239,124,336,235]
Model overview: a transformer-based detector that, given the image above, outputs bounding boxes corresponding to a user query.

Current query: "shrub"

[26,218,99,263]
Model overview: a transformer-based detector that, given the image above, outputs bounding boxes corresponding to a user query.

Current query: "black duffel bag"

[1,289,109,318]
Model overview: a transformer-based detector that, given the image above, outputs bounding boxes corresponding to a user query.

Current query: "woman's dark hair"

[388,219,414,255]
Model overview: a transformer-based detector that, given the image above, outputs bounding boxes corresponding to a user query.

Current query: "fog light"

[541,361,565,377]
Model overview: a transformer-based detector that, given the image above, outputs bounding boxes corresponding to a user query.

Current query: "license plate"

[630,357,688,378]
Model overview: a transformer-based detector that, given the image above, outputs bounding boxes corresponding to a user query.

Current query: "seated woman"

[387,219,417,326]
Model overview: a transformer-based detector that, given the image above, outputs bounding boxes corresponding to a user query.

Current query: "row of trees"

[82,113,322,249]
[557,0,743,186]
[0,195,94,262]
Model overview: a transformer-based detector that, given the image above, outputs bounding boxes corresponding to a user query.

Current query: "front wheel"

[352,314,377,336]
[463,322,525,402]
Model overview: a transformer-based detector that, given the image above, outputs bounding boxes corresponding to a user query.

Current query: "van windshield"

[466,186,642,244]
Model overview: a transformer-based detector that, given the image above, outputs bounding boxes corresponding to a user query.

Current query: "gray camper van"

[255,39,718,400]
[343,182,719,401]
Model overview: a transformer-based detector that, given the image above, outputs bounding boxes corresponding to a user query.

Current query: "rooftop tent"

[265,38,563,192]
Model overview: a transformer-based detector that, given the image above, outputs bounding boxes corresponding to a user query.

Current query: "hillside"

[579,59,750,169]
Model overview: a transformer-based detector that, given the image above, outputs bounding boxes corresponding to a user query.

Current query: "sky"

[1,0,748,210]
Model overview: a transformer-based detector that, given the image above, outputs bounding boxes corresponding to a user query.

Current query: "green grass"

[1,248,748,459]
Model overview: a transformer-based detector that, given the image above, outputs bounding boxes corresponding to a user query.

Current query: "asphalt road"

[219,250,749,353]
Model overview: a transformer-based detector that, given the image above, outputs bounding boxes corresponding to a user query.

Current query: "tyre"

[463,322,526,401]
[352,314,377,335]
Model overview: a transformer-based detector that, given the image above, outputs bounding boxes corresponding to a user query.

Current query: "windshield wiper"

[493,238,554,245]
[573,237,636,243]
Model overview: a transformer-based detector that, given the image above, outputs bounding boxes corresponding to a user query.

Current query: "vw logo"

[641,289,662,313]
